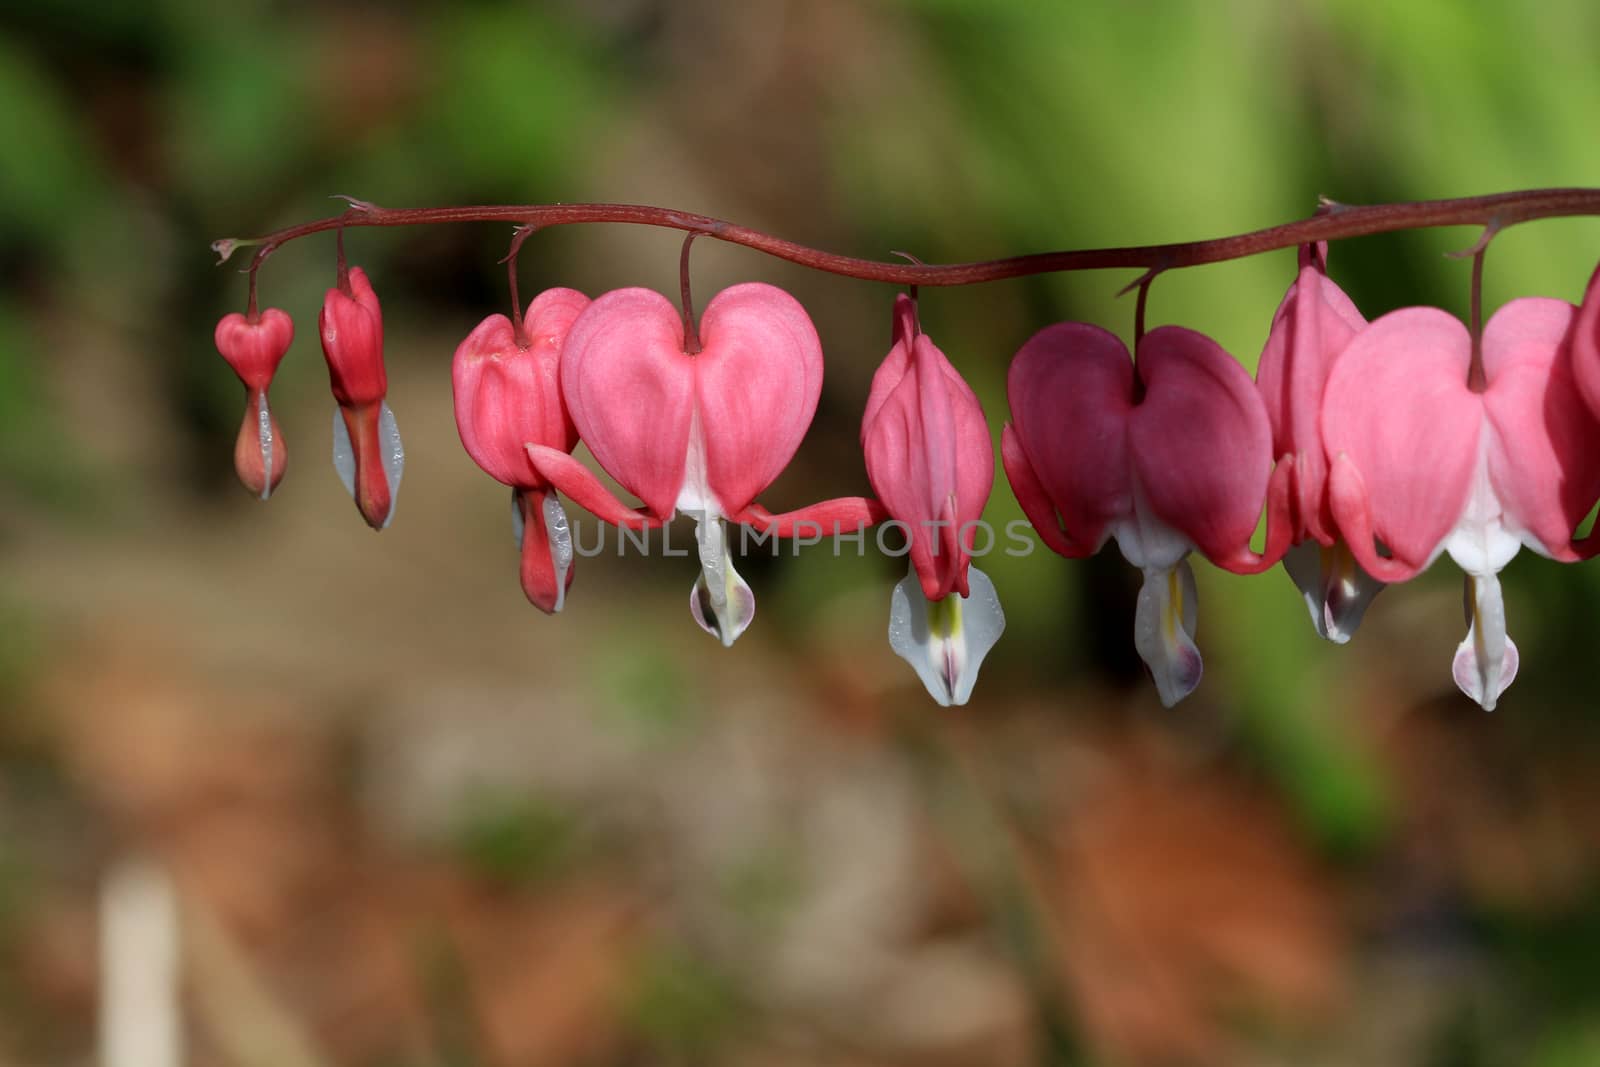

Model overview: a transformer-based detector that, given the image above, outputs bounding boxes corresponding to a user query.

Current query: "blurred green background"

[4,1,1600,1064]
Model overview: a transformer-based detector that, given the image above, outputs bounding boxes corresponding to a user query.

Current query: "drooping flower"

[527,283,877,645]
[214,307,293,499]
[1325,298,1600,710]
[320,265,403,530]
[452,288,589,614]
[1003,323,1287,706]
[1256,245,1383,642]
[862,294,1003,706]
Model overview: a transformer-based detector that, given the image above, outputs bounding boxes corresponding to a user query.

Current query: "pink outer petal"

[215,308,294,391]
[1322,307,1482,574]
[1571,261,1600,420]
[559,288,695,520]
[1480,297,1600,560]
[693,283,824,517]
[863,328,994,601]
[451,292,588,488]
[1001,425,1090,558]
[1256,264,1366,544]
[525,444,662,530]
[1128,326,1273,565]
[320,267,387,408]
[1004,322,1135,551]
[864,293,923,431]
[515,486,575,614]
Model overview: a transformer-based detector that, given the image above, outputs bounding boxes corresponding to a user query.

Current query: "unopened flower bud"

[214,308,293,499]
[319,266,403,530]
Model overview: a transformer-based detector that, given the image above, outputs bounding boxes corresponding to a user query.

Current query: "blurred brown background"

[4,1,1600,1064]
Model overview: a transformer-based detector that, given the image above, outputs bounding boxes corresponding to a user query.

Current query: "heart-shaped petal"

[693,282,824,517]
[215,308,294,392]
[1004,322,1135,554]
[1128,326,1273,568]
[560,288,697,519]
[1323,307,1482,576]
[1480,298,1600,560]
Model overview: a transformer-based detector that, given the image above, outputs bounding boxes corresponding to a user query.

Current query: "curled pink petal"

[737,497,887,537]
[525,444,661,530]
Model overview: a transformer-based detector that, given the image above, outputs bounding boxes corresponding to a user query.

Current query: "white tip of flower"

[1281,539,1384,644]
[887,564,1005,707]
[331,401,404,529]
[332,405,355,495]
[544,491,574,614]
[690,517,754,646]
[1452,572,1518,711]
[1133,559,1202,708]
[255,392,275,501]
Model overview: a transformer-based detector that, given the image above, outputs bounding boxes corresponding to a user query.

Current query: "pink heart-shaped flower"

[557,282,822,520]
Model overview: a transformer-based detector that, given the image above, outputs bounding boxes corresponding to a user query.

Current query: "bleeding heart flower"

[1003,323,1287,706]
[452,288,589,614]
[1325,298,1600,710]
[1256,245,1383,642]
[214,308,293,499]
[528,282,877,645]
[863,294,1003,706]
[320,265,403,530]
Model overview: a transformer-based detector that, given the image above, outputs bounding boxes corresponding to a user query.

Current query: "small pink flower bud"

[319,266,386,408]
[214,308,294,499]
[319,266,403,530]
[452,288,590,613]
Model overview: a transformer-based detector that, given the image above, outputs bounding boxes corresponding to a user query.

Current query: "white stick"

[100,857,182,1067]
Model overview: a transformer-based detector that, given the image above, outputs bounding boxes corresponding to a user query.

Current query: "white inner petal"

[543,492,574,614]
[1442,416,1523,576]
[689,515,754,646]
[675,406,719,515]
[331,405,355,498]
[1131,559,1203,708]
[1281,540,1383,644]
[887,564,1006,706]
[1111,476,1193,572]
[1452,571,1519,711]
[376,401,404,529]
[255,391,275,501]
[330,402,404,528]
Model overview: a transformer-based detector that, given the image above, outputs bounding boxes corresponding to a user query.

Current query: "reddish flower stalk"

[216,188,1600,298]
